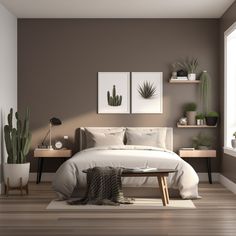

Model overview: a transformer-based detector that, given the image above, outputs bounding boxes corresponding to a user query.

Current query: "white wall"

[0,4,17,193]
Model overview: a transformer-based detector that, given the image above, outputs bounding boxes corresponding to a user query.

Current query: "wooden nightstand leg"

[206,158,212,184]
[36,157,44,184]
[157,176,167,206]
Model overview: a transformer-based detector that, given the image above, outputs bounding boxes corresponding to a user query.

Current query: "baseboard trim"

[29,172,220,183]
[219,174,236,194]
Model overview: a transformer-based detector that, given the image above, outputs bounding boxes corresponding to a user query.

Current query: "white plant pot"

[3,163,30,188]
[188,73,196,80]
[232,139,236,149]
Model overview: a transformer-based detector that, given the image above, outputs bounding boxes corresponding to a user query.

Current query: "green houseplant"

[3,108,31,193]
[192,132,213,150]
[196,113,205,125]
[178,58,199,80]
[184,102,197,125]
[205,111,219,126]
[199,70,210,114]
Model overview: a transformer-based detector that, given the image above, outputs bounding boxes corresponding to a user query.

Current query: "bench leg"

[163,177,170,204]
[157,176,168,206]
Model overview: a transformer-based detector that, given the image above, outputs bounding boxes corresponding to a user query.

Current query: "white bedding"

[52,145,200,199]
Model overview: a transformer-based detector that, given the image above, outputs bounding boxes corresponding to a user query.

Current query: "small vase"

[188,73,196,80]
[232,139,236,149]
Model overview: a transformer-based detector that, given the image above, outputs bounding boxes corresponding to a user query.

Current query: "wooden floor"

[0,182,236,236]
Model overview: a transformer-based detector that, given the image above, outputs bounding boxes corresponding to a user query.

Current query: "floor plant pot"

[186,111,197,125]
[188,73,196,80]
[3,163,30,188]
[205,117,218,126]
[232,139,236,149]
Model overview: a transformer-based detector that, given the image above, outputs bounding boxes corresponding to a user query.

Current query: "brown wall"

[220,2,236,183]
[18,19,220,172]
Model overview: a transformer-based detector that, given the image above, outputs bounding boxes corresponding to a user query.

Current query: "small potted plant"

[3,108,31,195]
[232,132,236,149]
[178,58,199,80]
[205,111,219,126]
[192,132,213,150]
[184,103,197,125]
[196,113,205,125]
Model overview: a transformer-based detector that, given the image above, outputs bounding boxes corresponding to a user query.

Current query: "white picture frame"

[98,72,130,114]
[131,72,163,114]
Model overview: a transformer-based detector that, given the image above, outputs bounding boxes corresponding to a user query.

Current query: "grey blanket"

[68,166,132,205]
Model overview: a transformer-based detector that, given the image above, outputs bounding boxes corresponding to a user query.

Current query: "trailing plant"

[196,113,205,120]
[206,111,219,117]
[138,81,157,99]
[107,85,122,106]
[199,70,210,114]
[177,58,199,74]
[4,108,31,164]
[184,102,197,112]
[192,132,213,149]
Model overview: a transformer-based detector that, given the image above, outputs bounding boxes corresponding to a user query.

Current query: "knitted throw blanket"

[68,167,132,206]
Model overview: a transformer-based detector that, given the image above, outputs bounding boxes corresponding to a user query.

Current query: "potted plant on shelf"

[184,102,197,125]
[178,58,199,80]
[205,111,219,126]
[196,113,205,126]
[232,132,236,149]
[3,108,31,194]
[192,132,213,150]
[199,70,210,114]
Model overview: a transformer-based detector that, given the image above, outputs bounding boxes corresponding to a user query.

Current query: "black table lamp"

[41,117,62,149]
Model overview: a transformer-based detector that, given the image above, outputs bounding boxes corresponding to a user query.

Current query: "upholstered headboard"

[79,127,173,151]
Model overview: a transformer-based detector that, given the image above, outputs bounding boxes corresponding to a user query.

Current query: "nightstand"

[179,149,216,184]
[34,149,72,184]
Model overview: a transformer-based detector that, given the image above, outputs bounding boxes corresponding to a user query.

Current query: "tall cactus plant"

[107,85,122,106]
[4,108,31,164]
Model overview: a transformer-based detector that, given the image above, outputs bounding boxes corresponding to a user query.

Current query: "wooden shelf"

[179,149,216,158]
[169,79,200,84]
[177,123,217,128]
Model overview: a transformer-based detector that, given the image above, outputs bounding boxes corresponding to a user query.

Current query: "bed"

[52,127,199,200]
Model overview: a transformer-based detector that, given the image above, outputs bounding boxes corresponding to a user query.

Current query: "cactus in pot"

[3,108,31,194]
[4,108,31,163]
[107,85,122,106]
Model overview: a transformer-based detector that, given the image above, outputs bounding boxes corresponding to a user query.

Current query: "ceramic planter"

[232,139,236,149]
[186,111,197,125]
[196,119,204,125]
[205,116,218,126]
[188,73,196,80]
[3,163,30,188]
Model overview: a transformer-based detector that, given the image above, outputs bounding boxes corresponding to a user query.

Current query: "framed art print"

[98,72,130,113]
[131,72,163,114]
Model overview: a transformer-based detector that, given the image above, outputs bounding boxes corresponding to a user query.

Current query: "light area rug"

[46,198,195,210]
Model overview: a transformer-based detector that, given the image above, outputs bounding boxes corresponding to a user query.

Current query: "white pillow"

[85,128,125,148]
[126,128,167,149]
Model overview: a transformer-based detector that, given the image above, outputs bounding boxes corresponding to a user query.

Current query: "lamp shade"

[50,117,62,126]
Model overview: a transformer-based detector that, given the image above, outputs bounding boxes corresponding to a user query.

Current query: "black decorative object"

[177,69,188,77]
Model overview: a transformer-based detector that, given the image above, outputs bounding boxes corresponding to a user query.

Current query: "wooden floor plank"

[0,182,236,235]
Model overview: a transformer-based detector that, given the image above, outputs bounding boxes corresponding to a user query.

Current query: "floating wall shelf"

[177,123,217,128]
[169,79,200,84]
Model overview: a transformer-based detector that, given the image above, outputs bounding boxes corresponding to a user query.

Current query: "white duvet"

[52,145,200,199]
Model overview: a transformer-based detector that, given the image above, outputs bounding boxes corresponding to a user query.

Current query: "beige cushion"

[126,128,167,149]
[85,128,125,148]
